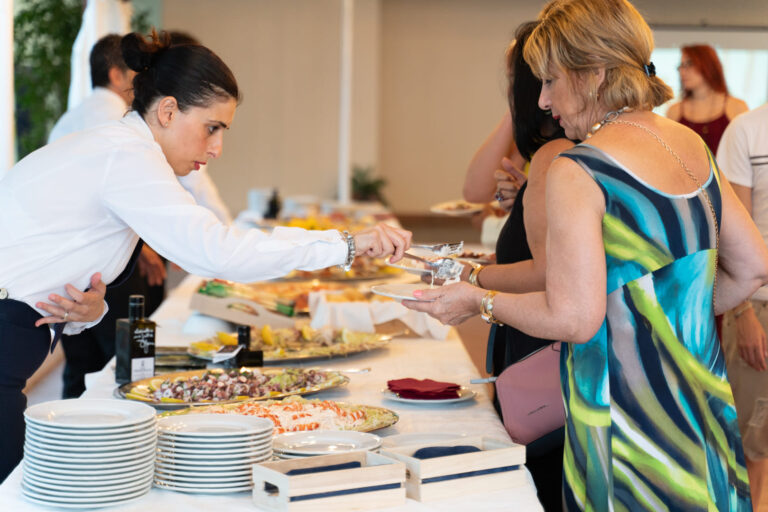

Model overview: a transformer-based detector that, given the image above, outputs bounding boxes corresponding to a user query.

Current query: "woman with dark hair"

[448,22,573,511]
[666,44,748,153]
[0,30,411,482]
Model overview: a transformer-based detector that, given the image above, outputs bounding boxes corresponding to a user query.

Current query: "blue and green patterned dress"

[557,144,751,511]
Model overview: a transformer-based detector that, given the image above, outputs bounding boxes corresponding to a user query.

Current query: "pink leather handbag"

[495,342,565,445]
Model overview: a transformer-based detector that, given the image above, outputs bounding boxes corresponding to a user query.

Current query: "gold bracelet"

[468,264,484,287]
[733,300,753,318]
[480,290,502,325]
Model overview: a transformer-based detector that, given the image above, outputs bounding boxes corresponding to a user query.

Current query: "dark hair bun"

[121,30,171,72]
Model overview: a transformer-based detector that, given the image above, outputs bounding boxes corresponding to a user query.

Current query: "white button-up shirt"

[0,112,346,334]
[48,87,232,224]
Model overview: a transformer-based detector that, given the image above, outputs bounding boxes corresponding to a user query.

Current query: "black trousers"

[0,299,51,483]
[60,268,163,398]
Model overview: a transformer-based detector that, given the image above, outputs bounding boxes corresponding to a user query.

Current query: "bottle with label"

[115,295,156,385]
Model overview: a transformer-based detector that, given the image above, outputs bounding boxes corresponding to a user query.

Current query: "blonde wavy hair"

[523,0,672,114]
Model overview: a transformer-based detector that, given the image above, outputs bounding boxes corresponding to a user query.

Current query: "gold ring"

[63,311,69,322]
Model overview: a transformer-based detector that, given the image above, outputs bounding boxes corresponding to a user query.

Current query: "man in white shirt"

[717,104,768,511]
[49,34,134,144]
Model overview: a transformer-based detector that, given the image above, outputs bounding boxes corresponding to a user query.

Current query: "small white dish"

[370,283,435,302]
[157,414,273,437]
[24,399,155,429]
[381,386,477,404]
[273,430,382,456]
[429,200,485,216]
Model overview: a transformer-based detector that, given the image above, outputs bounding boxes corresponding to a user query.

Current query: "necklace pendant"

[587,122,602,138]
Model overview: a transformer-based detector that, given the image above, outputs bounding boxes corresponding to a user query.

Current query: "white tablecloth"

[0,276,543,511]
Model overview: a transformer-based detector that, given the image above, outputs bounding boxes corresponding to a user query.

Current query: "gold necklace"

[591,113,720,309]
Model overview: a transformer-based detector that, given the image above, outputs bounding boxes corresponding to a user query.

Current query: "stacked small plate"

[22,399,156,509]
[154,414,273,493]
[273,430,382,459]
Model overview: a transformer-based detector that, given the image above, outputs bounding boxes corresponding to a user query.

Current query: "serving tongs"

[411,241,464,257]
[402,252,465,280]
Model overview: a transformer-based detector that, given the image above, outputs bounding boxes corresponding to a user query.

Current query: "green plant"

[351,166,388,205]
[14,0,82,158]
[13,1,151,160]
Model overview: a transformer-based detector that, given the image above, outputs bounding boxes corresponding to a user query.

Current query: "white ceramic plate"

[370,283,435,302]
[154,461,252,478]
[23,450,154,470]
[380,432,469,448]
[155,452,271,468]
[157,414,274,437]
[25,427,156,447]
[24,399,155,429]
[157,429,272,444]
[23,459,155,481]
[154,476,252,489]
[153,480,252,493]
[154,469,251,484]
[157,443,271,456]
[429,200,485,216]
[381,386,476,404]
[23,471,153,493]
[25,417,156,437]
[26,432,156,452]
[21,486,149,509]
[273,430,382,456]
[23,441,155,461]
[156,436,271,450]
[21,480,153,500]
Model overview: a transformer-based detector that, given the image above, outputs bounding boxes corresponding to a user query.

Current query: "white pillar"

[68,0,132,110]
[1,0,15,174]
[337,0,354,204]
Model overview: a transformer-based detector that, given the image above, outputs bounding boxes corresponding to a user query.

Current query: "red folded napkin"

[387,378,461,400]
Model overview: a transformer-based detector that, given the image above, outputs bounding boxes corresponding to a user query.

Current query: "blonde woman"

[403,0,767,509]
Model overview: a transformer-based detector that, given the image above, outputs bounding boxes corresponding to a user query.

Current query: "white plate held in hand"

[370,283,435,302]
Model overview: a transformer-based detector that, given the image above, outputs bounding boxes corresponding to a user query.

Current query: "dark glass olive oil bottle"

[115,295,156,384]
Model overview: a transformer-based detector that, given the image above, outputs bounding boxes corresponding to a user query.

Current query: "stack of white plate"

[273,430,382,459]
[154,414,273,493]
[22,399,156,509]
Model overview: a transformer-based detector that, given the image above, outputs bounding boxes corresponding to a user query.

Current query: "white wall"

[160,0,768,214]
[163,0,380,214]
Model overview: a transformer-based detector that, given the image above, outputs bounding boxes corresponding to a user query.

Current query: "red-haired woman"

[666,44,748,153]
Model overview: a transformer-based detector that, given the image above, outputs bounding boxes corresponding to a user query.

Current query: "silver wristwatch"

[341,231,356,271]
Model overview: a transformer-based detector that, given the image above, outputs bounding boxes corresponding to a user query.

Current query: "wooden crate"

[380,436,526,502]
[252,452,405,511]
[189,289,295,328]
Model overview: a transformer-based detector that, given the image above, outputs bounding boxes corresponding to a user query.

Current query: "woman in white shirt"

[0,31,410,481]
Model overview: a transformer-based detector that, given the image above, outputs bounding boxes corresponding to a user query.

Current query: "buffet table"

[0,275,543,511]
